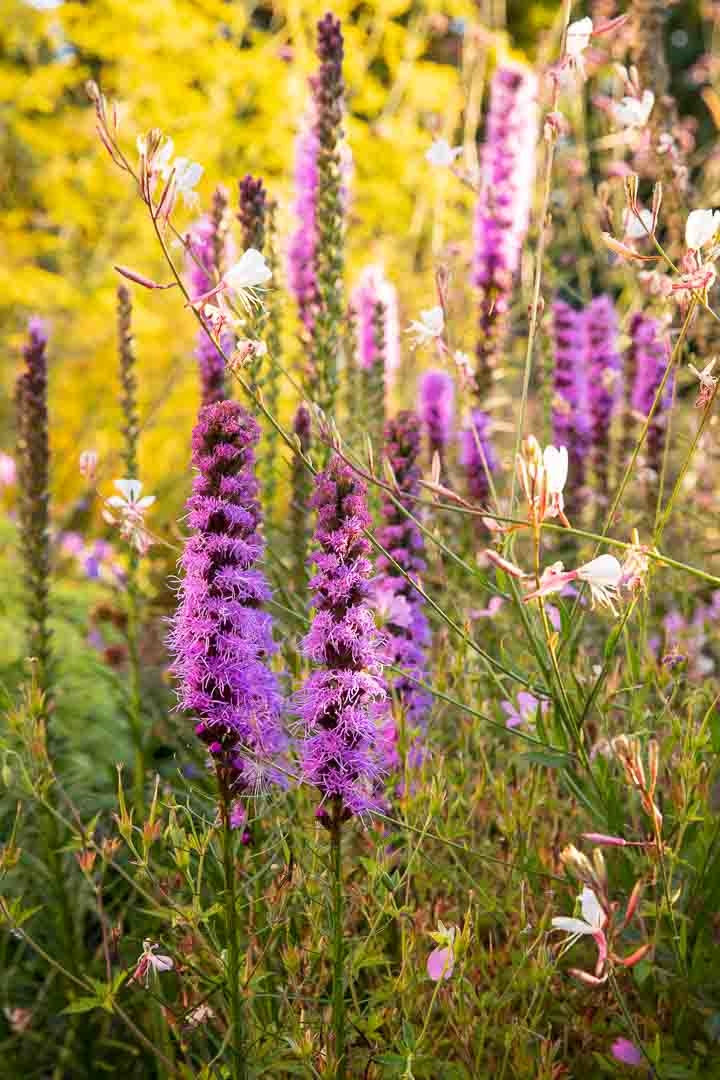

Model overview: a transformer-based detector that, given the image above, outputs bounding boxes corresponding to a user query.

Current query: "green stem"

[330,803,346,1080]
[126,548,145,815]
[219,779,246,1080]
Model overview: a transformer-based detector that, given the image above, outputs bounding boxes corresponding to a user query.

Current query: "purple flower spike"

[186,190,233,405]
[418,370,455,468]
[629,313,671,475]
[459,409,497,503]
[585,295,621,497]
[474,65,538,395]
[375,411,432,768]
[552,299,591,502]
[296,455,386,816]
[352,265,400,384]
[169,400,285,798]
[288,118,321,337]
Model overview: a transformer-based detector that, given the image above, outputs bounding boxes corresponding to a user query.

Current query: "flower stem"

[330,801,346,1080]
[219,778,246,1080]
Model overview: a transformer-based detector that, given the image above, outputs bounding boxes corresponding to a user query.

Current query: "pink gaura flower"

[130,940,174,987]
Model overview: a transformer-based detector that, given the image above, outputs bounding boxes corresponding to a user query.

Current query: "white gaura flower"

[564,17,593,75]
[222,249,272,310]
[130,940,174,988]
[685,208,720,251]
[173,157,204,208]
[153,136,175,179]
[192,249,272,314]
[425,138,462,168]
[106,478,156,514]
[623,207,654,240]
[576,554,623,613]
[613,90,655,129]
[406,306,444,348]
[103,479,155,555]
[543,444,568,518]
[688,357,719,407]
[551,886,608,976]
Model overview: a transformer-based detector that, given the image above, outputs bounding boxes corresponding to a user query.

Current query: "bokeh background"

[0,0,709,520]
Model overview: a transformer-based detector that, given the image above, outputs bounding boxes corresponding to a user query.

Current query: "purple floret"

[459,409,497,503]
[169,400,285,799]
[375,411,432,768]
[296,456,387,816]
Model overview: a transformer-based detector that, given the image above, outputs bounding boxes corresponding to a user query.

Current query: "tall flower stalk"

[459,409,497,505]
[473,64,538,398]
[418,369,455,479]
[16,317,52,701]
[628,313,672,485]
[262,198,283,518]
[290,403,313,594]
[170,400,285,1080]
[288,117,321,353]
[238,174,268,391]
[552,299,591,512]
[311,12,347,416]
[586,295,621,501]
[352,265,399,462]
[187,188,231,405]
[117,285,146,811]
[296,455,386,1076]
[375,412,431,771]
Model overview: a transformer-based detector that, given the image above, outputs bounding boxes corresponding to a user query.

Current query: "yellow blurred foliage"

[0,0,543,512]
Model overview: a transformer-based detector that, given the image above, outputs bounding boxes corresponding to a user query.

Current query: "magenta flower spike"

[186,194,233,405]
[296,455,387,816]
[585,295,622,497]
[418,369,455,470]
[629,312,671,476]
[552,298,591,505]
[169,400,285,803]
[459,409,497,503]
[474,64,538,395]
[375,411,432,768]
[288,117,321,339]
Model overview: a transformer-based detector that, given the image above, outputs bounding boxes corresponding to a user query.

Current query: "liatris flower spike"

[473,64,537,395]
[296,455,387,816]
[375,411,431,768]
[169,400,285,806]
[418,370,455,472]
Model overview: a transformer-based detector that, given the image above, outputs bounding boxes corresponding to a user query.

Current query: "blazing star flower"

[473,64,537,392]
[103,478,155,555]
[613,90,654,129]
[169,401,286,801]
[418,370,455,465]
[287,114,323,344]
[406,306,444,348]
[427,922,457,982]
[296,456,387,815]
[685,208,720,251]
[130,940,174,987]
[352,264,401,384]
[426,138,462,167]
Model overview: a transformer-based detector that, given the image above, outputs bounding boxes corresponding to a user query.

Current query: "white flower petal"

[580,886,604,929]
[565,17,593,58]
[686,208,720,251]
[576,554,622,588]
[551,916,594,935]
[114,478,143,502]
